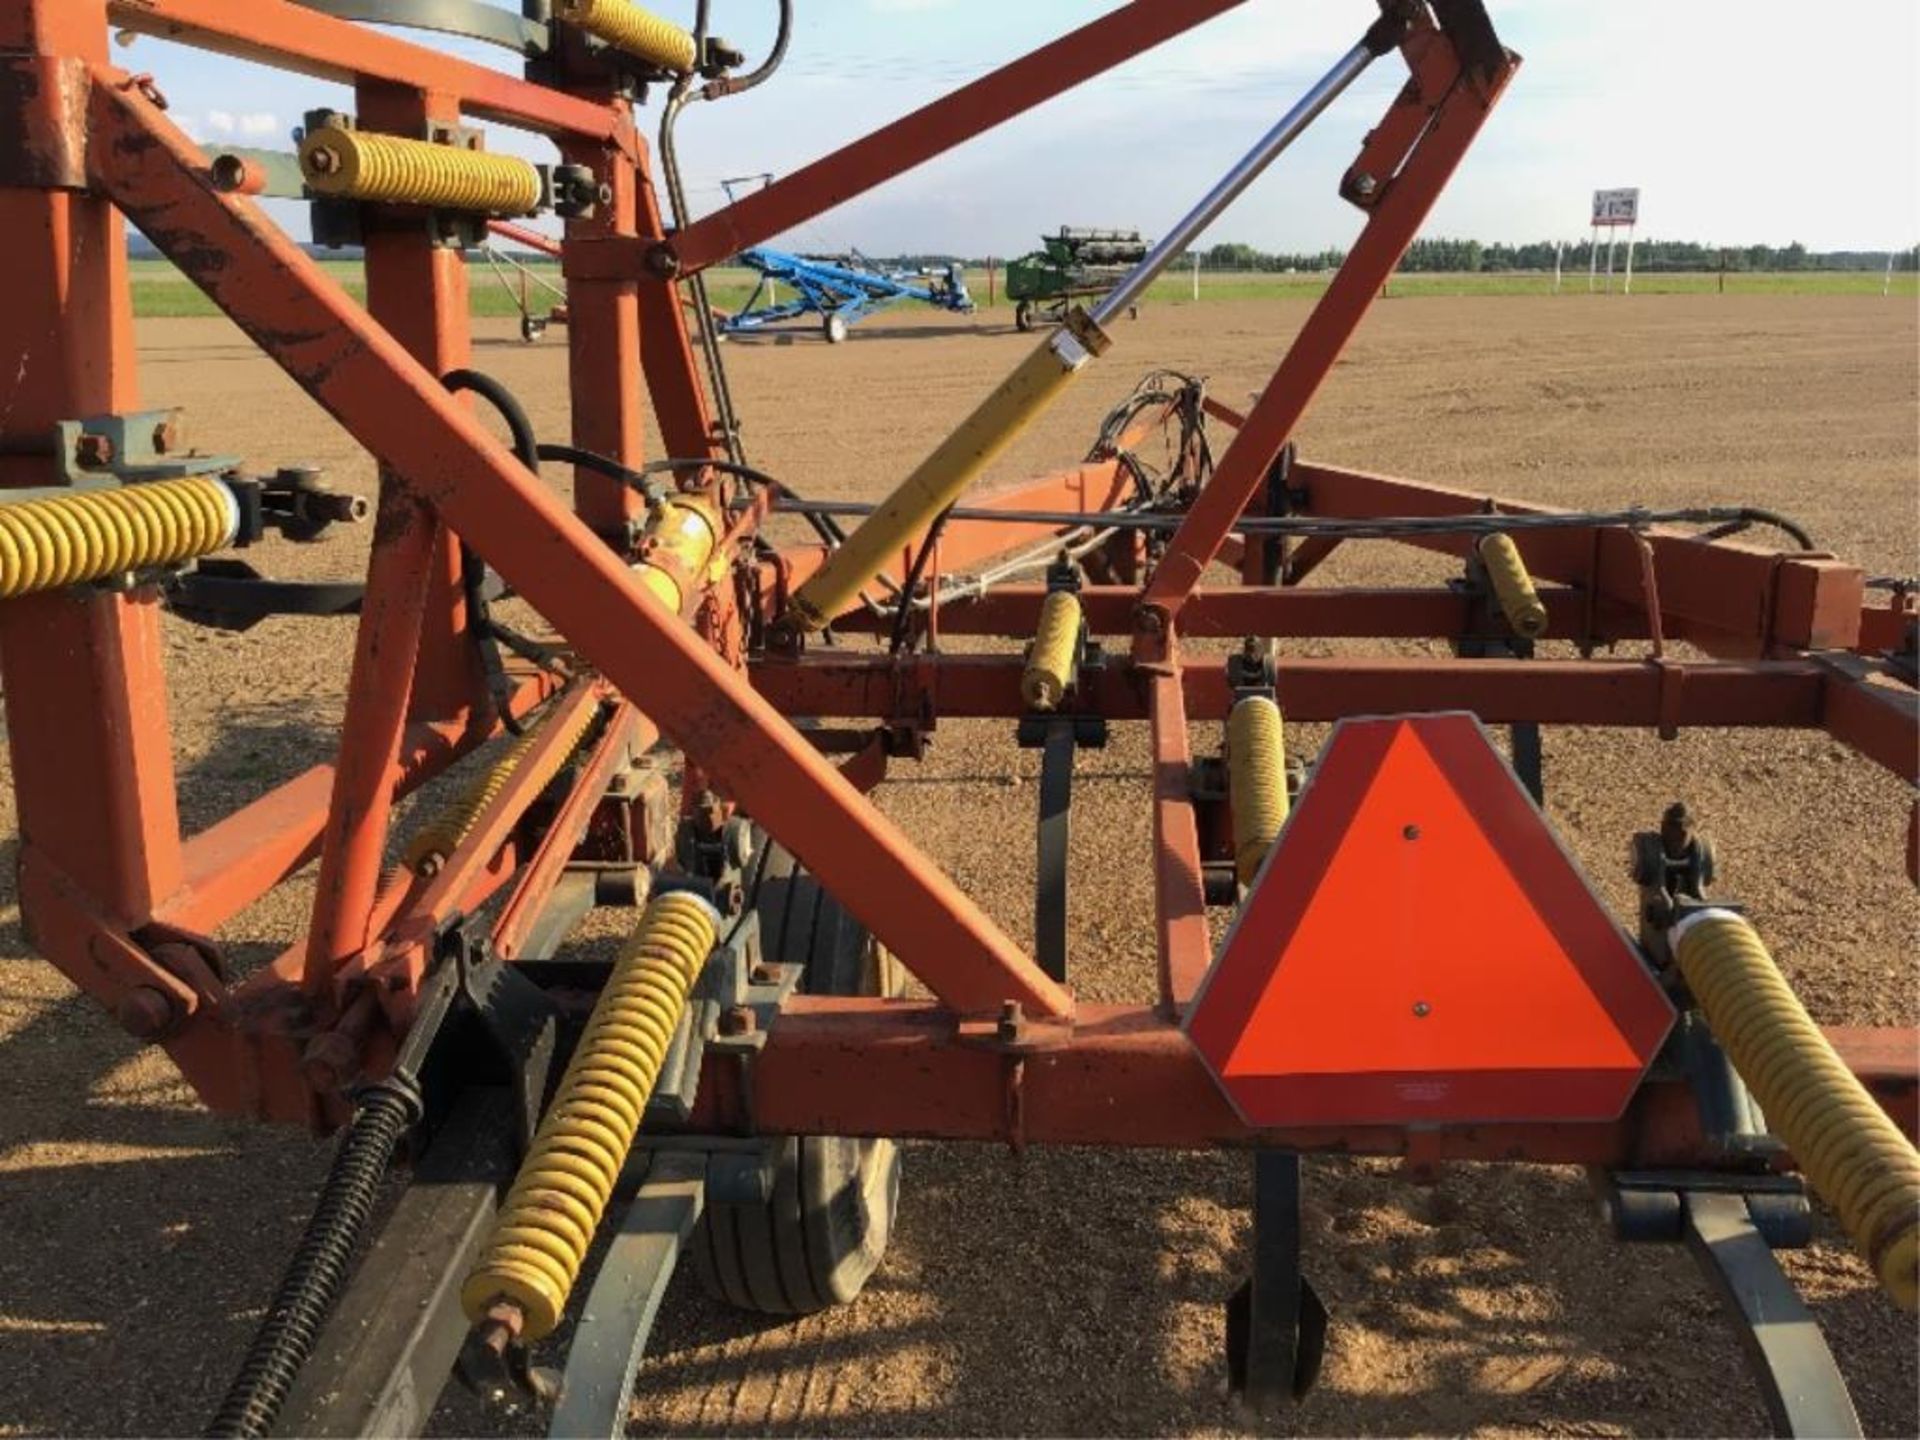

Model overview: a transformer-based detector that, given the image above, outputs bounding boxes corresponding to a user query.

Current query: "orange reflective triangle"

[1187,713,1673,1127]
[1223,721,1637,1079]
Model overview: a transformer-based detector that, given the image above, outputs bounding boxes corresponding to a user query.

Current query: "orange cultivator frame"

[3,0,1916,1434]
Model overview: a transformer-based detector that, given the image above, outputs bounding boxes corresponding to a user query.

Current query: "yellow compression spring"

[788,316,1110,631]
[1227,695,1288,886]
[556,0,697,72]
[0,477,237,599]
[1476,531,1548,639]
[298,125,542,216]
[1673,910,1920,1310]
[404,694,600,876]
[461,890,720,1338]
[1021,591,1082,711]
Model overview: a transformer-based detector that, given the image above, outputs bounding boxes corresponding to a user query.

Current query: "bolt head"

[116,985,175,1040]
[75,433,114,467]
[718,1005,756,1037]
[1352,172,1378,197]
[1402,823,1421,840]
[1412,1000,1431,1018]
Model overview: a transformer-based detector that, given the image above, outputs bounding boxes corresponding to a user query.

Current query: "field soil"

[1,294,1915,1437]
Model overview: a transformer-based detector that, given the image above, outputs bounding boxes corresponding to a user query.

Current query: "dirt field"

[1,293,1915,1437]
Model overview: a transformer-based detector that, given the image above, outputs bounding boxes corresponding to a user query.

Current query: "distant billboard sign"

[1592,188,1640,226]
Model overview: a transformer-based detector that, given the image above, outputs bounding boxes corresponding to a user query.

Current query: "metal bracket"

[54,408,239,485]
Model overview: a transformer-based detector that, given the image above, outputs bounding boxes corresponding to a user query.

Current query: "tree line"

[1194,238,1920,274]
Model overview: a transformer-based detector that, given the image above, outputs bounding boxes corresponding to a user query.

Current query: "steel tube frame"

[0,0,1908,1174]
[87,73,1071,1024]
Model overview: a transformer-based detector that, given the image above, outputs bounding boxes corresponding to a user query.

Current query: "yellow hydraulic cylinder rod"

[556,0,698,73]
[1227,695,1289,885]
[1672,909,1920,1310]
[462,890,720,1339]
[0,476,239,598]
[1476,531,1548,639]
[299,124,543,216]
[1021,590,1083,711]
[788,316,1108,631]
[780,25,1393,634]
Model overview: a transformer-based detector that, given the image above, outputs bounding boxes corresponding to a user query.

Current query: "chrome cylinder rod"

[1091,38,1380,326]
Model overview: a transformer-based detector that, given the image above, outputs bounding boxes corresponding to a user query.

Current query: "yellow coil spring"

[1674,911,1920,1310]
[298,125,543,215]
[1227,695,1288,886]
[556,0,697,72]
[461,890,719,1338]
[0,477,236,599]
[404,695,599,876]
[1476,531,1548,639]
[1021,591,1082,711]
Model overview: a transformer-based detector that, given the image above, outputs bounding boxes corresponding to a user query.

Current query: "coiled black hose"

[206,1082,418,1438]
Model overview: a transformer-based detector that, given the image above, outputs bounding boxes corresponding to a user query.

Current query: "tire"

[1014,299,1034,332]
[692,839,902,1314]
[823,311,849,344]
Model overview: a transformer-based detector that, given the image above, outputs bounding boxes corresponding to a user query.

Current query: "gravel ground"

[0,294,1915,1437]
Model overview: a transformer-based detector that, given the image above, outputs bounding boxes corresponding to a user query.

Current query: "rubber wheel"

[519,314,546,343]
[823,311,849,344]
[1014,299,1034,333]
[692,838,902,1314]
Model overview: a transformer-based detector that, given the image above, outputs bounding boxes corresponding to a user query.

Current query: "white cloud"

[237,112,280,138]
[204,109,235,135]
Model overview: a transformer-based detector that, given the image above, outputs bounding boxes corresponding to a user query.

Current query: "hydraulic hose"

[461,891,720,1339]
[206,1082,418,1438]
[1672,909,1920,1310]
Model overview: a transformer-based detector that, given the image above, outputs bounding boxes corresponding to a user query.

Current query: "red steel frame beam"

[0,2,184,931]
[88,74,1070,1023]
[663,0,1248,275]
[708,999,1919,1156]
[1145,645,1212,1014]
[834,583,1634,640]
[750,653,1831,728]
[1145,33,1517,613]
[1284,461,1867,654]
[104,0,623,141]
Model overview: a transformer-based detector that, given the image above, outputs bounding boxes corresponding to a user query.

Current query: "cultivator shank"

[2,0,1916,1435]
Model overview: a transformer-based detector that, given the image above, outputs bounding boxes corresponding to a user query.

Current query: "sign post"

[1590,188,1639,296]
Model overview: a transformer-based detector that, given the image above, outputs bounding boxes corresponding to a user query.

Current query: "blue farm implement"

[719,248,974,342]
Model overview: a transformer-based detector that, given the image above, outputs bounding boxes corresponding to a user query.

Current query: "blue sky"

[131,0,1918,255]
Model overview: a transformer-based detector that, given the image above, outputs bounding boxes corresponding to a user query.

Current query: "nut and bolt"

[1351,172,1378,198]
[115,985,176,1040]
[996,999,1025,1044]
[718,1005,757,1037]
[1403,823,1421,841]
[1659,801,1693,859]
[307,145,341,175]
[749,962,782,986]
[74,433,114,468]
[151,419,179,454]
[1412,1000,1431,1018]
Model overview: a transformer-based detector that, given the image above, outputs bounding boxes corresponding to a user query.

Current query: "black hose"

[441,368,539,469]
[206,1082,418,1438]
